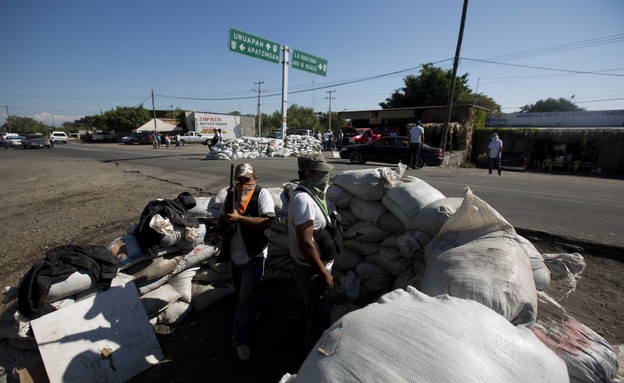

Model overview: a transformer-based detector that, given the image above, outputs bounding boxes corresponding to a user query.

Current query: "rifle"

[208,163,237,236]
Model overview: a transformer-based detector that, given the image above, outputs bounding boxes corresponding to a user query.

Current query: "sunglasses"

[237,177,252,183]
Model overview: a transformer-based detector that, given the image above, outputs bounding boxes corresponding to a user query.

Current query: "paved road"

[7,141,624,248]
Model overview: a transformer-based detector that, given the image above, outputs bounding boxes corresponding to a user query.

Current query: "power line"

[462,58,624,77]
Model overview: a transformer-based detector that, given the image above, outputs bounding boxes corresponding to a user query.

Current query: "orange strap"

[238,185,256,214]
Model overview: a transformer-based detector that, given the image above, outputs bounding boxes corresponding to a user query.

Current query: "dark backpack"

[296,187,344,262]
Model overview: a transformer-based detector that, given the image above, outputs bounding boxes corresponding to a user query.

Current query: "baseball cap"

[297,153,334,172]
[234,163,255,179]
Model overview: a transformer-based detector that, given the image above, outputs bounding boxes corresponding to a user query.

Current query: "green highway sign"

[229,28,281,64]
[291,49,328,76]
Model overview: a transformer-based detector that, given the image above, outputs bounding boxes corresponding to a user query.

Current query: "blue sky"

[1,0,623,126]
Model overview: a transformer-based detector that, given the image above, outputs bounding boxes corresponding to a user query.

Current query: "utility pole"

[151,90,157,135]
[440,0,469,153]
[253,81,265,137]
[52,115,55,128]
[5,105,10,132]
[326,90,336,133]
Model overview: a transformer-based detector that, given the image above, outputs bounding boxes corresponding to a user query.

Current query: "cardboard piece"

[30,279,163,382]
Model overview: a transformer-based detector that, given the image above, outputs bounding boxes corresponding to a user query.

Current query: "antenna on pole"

[326,90,336,133]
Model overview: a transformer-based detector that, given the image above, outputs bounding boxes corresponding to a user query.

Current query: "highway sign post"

[228,28,281,64]
[291,49,328,76]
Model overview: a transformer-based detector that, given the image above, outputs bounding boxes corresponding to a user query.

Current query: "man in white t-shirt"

[288,153,334,354]
[488,133,503,176]
[214,163,275,361]
[407,120,425,169]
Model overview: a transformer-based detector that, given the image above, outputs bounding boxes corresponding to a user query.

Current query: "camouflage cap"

[297,153,334,172]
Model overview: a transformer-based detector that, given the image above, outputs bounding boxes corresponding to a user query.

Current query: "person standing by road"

[175,133,181,149]
[407,120,425,169]
[209,129,223,150]
[287,153,335,354]
[323,129,332,151]
[488,133,503,176]
[213,163,275,361]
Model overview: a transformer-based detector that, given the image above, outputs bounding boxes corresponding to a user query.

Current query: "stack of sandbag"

[327,165,461,314]
[206,135,323,161]
[282,287,570,382]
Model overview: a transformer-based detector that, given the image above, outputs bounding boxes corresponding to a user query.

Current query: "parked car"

[500,150,528,171]
[339,136,444,167]
[22,133,52,149]
[121,132,152,144]
[340,126,382,145]
[50,131,68,144]
[6,134,23,148]
[267,131,283,139]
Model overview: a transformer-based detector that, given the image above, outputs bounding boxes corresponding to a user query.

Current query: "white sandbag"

[410,197,463,236]
[140,284,181,318]
[350,198,388,224]
[367,247,413,276]
[336,208,357,227]
[518,235,551,291]
[344,240,379,256]
[344,221,390,243]
[292,287,568,383]
[193,266,232,283]
[122,254,182,285]
[543,252,586,297]
[333,249,363,271]
[45,269,95,303]
[380,234,400,249]
[191,282,235,312]
[208,187,228,218]
[355,260,394,292]
[421,188,537,325]
[331,168,394,201]
[178,224,206,250]
[150,214,174,235]
[381,176,445,230]
[186,196,213,218]
[392,267,416,290]
[336,271,361,301]
[167,266,199,303]
[530,291,618,383]
[396,231,430,259]
[326,184,354,208]
[377,211,406,234]
[157,300,192,325]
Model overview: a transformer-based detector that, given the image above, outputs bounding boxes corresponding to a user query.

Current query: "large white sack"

[291,287,568,383]
[381,176,445,230]
[367,246,413,276]
[410,197,463,236]
[421,188,537,325]
[157,300,192,325]
[349,197,388,224]
[355,260,394,292]
[518,235,551,291]
[331,167,403,201]
[336,208,357,227]
[344,220,390,243]
[191,282,235,312]
[140,284,181,318]
[377,211,406,234]
[530,291,618,383]
[326,184,354,208]
[186,196,213,219]
[543,252,586,297]
[122,254,182,285]
[167,266,199,303]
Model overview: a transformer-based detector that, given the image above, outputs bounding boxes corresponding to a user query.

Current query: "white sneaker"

[236,345,251,361]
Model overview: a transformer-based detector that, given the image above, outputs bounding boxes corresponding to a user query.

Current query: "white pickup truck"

[179,131,211,145]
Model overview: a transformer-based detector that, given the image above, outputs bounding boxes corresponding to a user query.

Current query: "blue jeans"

[292,262,332,354]
[488,156,502,175]
[231,257,266,347]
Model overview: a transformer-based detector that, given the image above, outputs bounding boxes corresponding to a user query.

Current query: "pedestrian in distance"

[488,133,503,176]
[175,133,181,149]
[212,163,275,362]
[164,135,171,149]
[156,133,161,149]
[407,120,425,169]
[287,153,335,355]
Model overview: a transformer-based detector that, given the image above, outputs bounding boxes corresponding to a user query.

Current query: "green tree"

[380,63,470,108]
[457,93,501,114]
[260,111,282,135]
[74,114,106,131]
[286,104,320,132]
[519,98,583,113]
[317,112,347,136]
[103,106,151,132]
[1,116,48,135]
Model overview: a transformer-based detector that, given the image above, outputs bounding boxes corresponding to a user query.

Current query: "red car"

[340,127,382,145]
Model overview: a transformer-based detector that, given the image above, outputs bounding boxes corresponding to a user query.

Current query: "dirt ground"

[0,153,622,382]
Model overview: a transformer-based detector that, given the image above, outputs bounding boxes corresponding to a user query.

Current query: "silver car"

[22,133,52,149]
